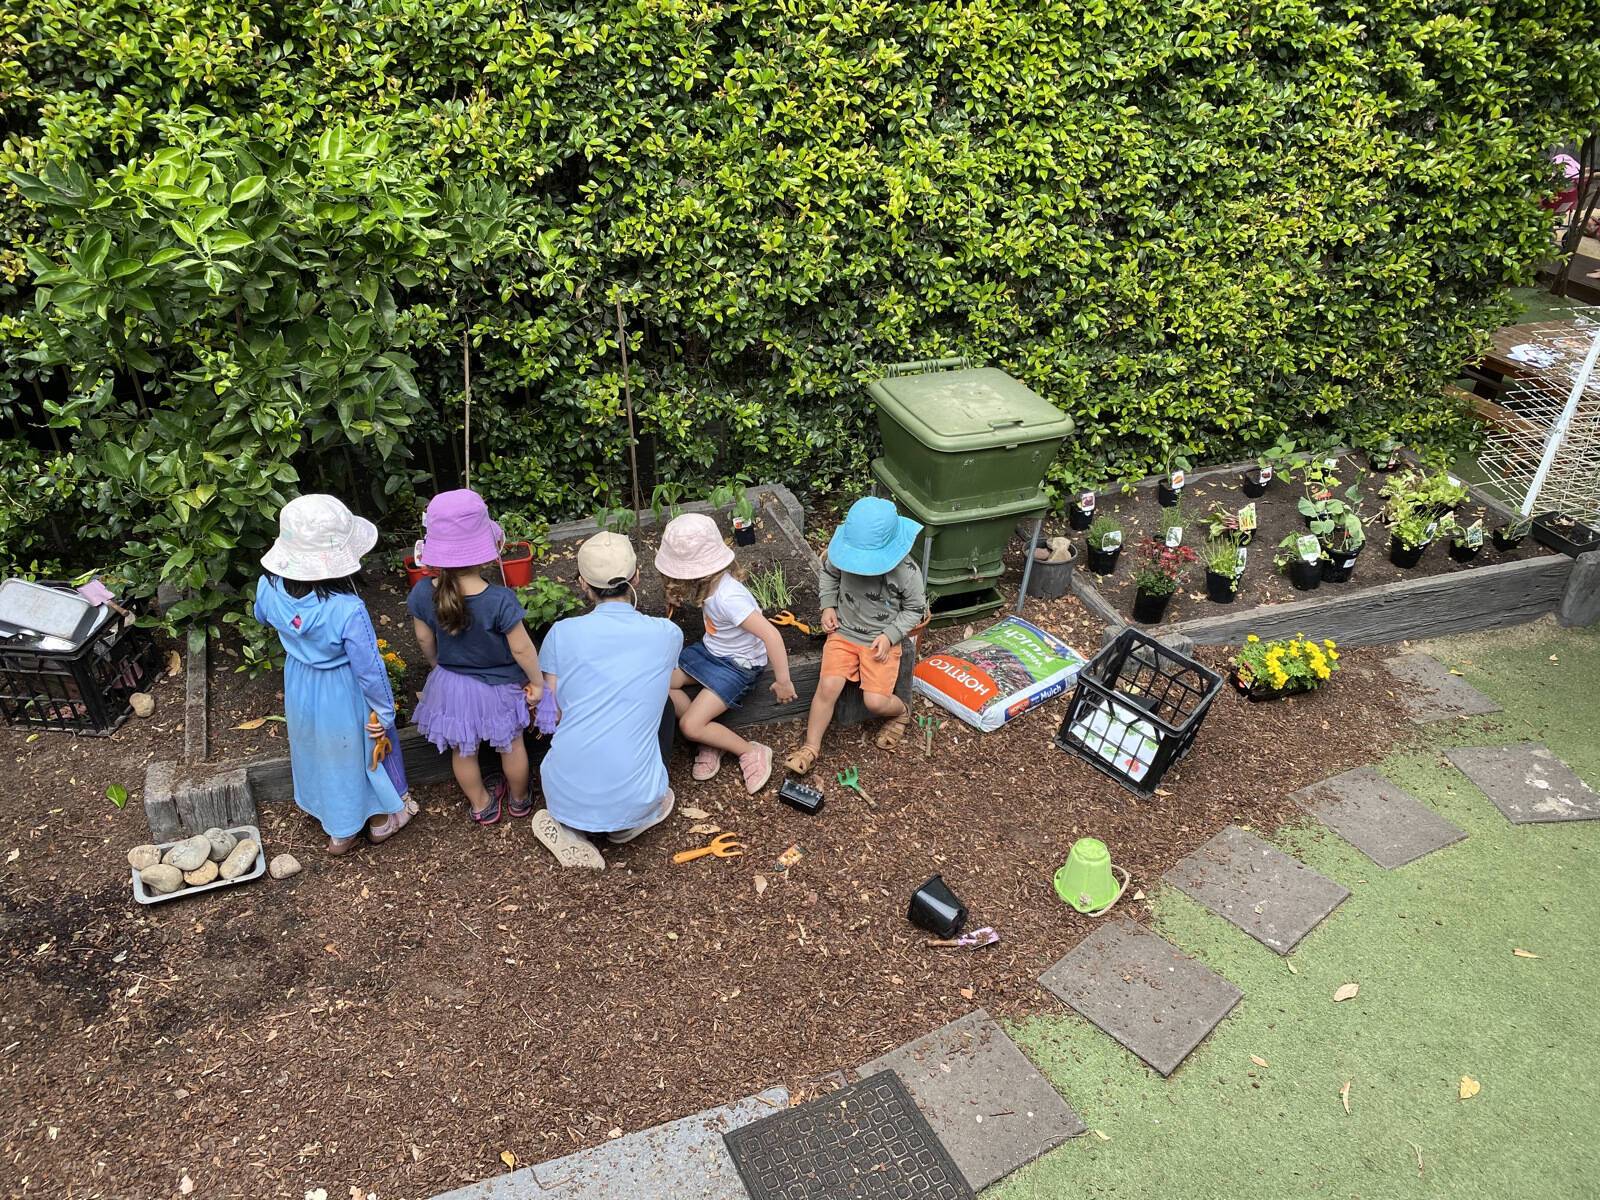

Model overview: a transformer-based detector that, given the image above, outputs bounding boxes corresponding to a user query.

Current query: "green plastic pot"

[1053,837,1129,916]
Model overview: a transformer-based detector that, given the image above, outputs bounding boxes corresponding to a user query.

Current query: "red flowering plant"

[1132,539,1197,597]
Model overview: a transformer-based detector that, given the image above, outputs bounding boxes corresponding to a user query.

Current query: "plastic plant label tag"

[1238,503,1258,532]
[1164,526,1183,548]
[1169,470,1186,490]
[1424,521,1438,542]
[1078,491,1096,513]
[1235,547,1248,575]
[1259,466,1273,484]
[1324,457,1338,468]
[413,538,426,565]
[1341,557,1356,569]
[1100,530,1123,551]
[1296,534,1321,563]
[1447,474,1461,488]
[1466,522,1485,548]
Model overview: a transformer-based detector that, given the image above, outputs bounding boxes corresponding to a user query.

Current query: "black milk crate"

[0,595,160,735]
[1054,628,1223,797]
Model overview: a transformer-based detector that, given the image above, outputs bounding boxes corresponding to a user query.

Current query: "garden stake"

[836,766,873,806]
[914,714,941,757]
[615,300,643,525]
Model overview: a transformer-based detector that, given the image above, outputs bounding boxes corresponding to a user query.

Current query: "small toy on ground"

[769,609,818,636]
[926,925,1000,950]
[776,843,804,869]
[777,777,825,815]
[672,831,745,864]
[908,874,968,937]
[835,765,874,805]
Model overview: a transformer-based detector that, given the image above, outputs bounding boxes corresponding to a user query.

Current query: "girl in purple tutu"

[408,489,543,824]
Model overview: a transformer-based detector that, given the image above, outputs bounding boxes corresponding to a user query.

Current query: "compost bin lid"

[869,366,1074,452]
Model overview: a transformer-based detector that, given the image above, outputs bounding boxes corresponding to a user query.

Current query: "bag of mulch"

[913,616,1086,732]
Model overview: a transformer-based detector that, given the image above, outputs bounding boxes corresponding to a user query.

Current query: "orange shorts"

[821,633,902,696]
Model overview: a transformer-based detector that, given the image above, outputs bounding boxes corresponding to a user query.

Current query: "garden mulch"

[1073,455,1552,626]
[1,548,1414,1199]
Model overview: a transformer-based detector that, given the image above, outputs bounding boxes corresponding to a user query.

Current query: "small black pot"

[1320,548,1360,583]
[1389,538,1428,568]
[1288,559,1321,591]
[1086,544,1122,575]
[733,521,757,546]
[1068,505,1094,531]
[1365,452,1402,472]
[1157,480,1183,507]
[1204,570,1237,603]
[1131,588,1174,623]
[1447,541,1480,564]
[1491,528,1524,553]
[1241,473,1269,499]
[907,875,968,937]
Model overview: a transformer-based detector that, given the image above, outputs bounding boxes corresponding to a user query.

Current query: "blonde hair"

[662,561,744,609]
[433,563,489,636]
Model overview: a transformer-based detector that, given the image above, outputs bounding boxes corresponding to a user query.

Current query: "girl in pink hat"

[655,512,797,793]
[408,489,544,824]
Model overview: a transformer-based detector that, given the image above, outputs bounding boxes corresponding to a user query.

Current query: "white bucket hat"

[654,513,735,579]
[261,495,378,581]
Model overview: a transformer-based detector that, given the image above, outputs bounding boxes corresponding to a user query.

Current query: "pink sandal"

[692,745,724,782]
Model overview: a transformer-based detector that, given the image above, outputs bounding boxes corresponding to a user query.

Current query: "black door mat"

[723,1069,975,1200]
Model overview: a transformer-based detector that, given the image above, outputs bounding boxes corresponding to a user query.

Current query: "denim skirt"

[680,641,764,708]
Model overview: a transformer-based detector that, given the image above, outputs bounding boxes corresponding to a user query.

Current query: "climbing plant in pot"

[1130,541,1195,623]
[1492,515,1532,552]
[1275,533,1323,591]
[1201,536,1245,603]
[1301,481,1367,583]
[710,480,757,545]
[1156,450,1193,508]
[1085,514,1124,575]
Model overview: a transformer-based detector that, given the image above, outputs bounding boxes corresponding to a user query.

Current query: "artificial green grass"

[996,621,1600,1199]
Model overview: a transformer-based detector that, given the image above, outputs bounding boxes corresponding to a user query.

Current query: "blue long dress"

[254,576,407,838]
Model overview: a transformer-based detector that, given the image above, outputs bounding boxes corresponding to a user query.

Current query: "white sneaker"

[607,789,677,845]
[530,809,605,869]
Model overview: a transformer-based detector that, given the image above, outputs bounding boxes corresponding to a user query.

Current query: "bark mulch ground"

[2,552,1411,1199]
[1078,455,1551,626]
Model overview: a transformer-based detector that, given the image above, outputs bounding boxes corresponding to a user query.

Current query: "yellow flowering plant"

[376,638,408,713]
[1232,633,1340,695]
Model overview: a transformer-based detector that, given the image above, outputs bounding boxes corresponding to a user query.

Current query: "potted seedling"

[1387,507,1435,568]
[1492,515,1532,552]
[496,514,546,588]
[1442,515,1485,563]
[1531,511,1600,558]
[1202,501,1256,548]
[1158,500,1187,548]
[1085,514,1124,575]
[1360,434,1404,472]
[593,504,639,537]
[1275,533,1323,591]
[1156,450,1192,508]
[517,577,584,642]
[1301,481,1367,583]
[1201,537,1245,604]
[1243,434,1295,498]
[1067,485,1098,531]
[711,480,757,545]
[1130,540,1195,623]
[403,547,435,588]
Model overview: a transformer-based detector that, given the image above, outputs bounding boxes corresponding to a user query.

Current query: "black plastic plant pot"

[1204,570,1236,604]
[1389,538,1427,568]
[1131,588,1174,623]
[1288,560,1321,591]
[1068,505,1093,531]
[1157,481,1183,507]
[1491,529,1524,553]
[907,874,967,937]
[732,521,757,546]
[1241,474,1268,499]
[1086,544,1122,575]
[1447,542,1480,564]
[1531,512,1600,558]
[1320,551,1359,583]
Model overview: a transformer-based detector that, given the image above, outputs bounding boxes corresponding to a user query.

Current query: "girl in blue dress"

[255,495,416,855]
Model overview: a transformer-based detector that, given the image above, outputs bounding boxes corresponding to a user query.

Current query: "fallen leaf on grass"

[1250,1055,1269,1068]
[1340,1080,1351,1114]
[235,717,267,730]
[1091,1129,1110,1142]
[1512,948,1539,959]
[500,1150,516,1169]
[1333,982,1359,1002]
[167,650,183,677]
[1286,960,1298,975]
[1459,1075,1480,1100]
[680,807,710,820]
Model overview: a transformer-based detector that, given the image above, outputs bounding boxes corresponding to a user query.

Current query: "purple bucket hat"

[419,489,504,569]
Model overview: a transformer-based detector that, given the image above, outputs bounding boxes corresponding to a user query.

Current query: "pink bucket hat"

[418,489,504,569]
[654,513,735,579]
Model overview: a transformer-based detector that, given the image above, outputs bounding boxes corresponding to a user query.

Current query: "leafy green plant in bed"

[517,578,584,627]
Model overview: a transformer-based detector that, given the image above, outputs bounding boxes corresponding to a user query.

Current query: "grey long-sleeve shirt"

[818,554,928,647]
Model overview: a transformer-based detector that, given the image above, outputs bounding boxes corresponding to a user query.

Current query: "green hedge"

[3,0,1597,618]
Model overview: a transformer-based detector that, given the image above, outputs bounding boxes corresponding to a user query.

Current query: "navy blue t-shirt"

[406,579,527,686]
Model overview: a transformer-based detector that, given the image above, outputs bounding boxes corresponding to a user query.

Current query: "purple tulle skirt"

[413,667,530,755]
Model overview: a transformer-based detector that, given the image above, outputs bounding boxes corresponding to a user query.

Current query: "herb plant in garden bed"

[1231,633,1341,701]
[1085,515,1124,575]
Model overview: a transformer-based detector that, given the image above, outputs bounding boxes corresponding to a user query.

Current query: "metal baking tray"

[129,824,265,905]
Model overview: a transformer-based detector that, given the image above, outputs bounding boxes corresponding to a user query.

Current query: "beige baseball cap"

[576,531,637,589]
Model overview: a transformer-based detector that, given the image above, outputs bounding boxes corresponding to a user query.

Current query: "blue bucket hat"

[827,497,922,576]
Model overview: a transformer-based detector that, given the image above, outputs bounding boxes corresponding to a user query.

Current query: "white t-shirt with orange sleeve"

[700,573,767,667]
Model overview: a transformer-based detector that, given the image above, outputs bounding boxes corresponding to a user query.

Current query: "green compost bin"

[873,457,1047,587]
[869,359,1074,515]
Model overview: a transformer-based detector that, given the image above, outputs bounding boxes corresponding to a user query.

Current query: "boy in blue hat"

[785,497,928,774]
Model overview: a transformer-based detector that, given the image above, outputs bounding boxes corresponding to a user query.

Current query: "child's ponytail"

[434,567,472,635]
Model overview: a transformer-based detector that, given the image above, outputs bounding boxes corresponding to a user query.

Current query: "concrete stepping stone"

[1166,826,1349,955]
[1295,766,1467,868]
[1384,653,1501,723]
[858,1009,1086,1191]
[1446,743,1600,824]
[1038,916,1242,1077]
[429,1086,788,1200]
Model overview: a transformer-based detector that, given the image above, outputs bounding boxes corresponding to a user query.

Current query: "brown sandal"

[875,710,911,750]
[784,744,819,774]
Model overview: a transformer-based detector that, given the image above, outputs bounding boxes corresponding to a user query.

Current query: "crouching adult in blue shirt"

[531,532,683,869]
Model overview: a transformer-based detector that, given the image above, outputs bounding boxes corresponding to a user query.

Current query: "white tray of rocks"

[128,825,264,904]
